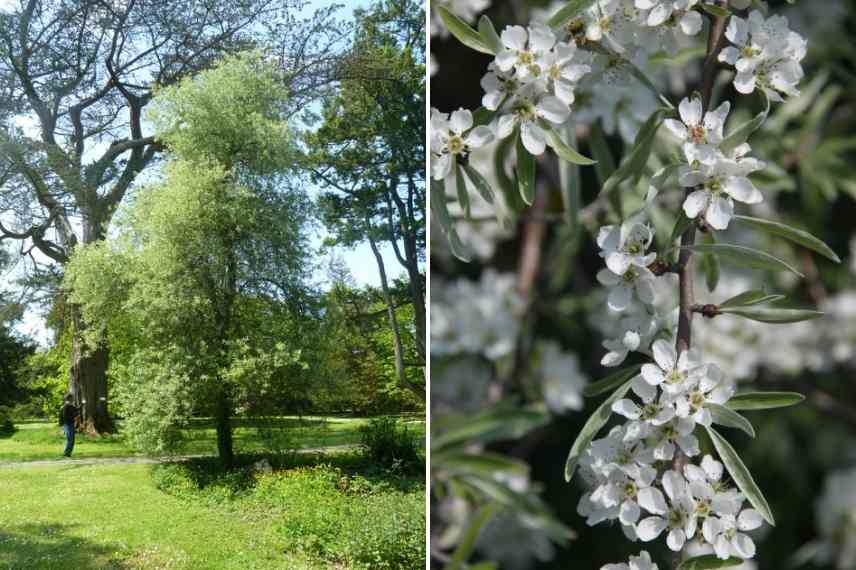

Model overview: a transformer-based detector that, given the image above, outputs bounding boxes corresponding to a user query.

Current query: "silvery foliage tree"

[431,0,841,568]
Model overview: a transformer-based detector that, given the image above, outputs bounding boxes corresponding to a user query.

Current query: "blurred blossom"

[431,271,525,360]
[476,510,556,570]
[808,467,856,569]
[430,356,492,415]
[537,340,589,413]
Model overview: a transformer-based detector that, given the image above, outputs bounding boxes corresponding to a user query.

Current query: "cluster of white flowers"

[537,340,590,413]
[578,374,763,559]
[810,467,856,569]
[602,550,658,570]
[595,220,663,366]
[718,10,806,102]
[666,95,767,230]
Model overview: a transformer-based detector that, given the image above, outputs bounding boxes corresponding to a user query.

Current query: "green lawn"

[0,415,426,462]
[0,454,425,569]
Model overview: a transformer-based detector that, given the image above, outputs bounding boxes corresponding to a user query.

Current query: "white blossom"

[673,363,735,425]
[641,339,706,396]
[601,550,659,570]
[718,10,806,101]
[598,221,657,275]
[678,145,766,230]
[538,341,589,413]
[636,470,698,551]
[430,108,494,181]
[703,509,763,559]
[664,95,731,164]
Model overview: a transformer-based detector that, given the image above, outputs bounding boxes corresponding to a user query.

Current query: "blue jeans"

[62,423,75,457]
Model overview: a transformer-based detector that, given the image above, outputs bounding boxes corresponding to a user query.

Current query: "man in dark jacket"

[59,394,79,457]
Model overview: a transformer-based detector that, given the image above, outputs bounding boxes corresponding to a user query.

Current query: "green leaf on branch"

[433,404,549,452]
[461,162,495,205]
[720,91,770,153]
[669,211,694,244]
[718,305,824,324]
[565,379,634,482]
[436,6,495,55]
[583,364,643,398]
[516,132,536,205]
[678,554,745,570]
[700,3,732,17]
[678,243,804,277]
[719,289,785,308]
[556,124,581,230]
[447,502,500,570]
[547,0,599,29]
[701,232,720,292]
[733,214,841,263]
[588,121,617,184]
[472,106,499,128]
[545,125,597,165]
[600,109,666,196]
[494,135,523,216]
[477,15,502,53]
[706,403,755,438]
[706,426,775,526]
[455,163,471,218]
[430,180,471,262]
[726,392,806,411]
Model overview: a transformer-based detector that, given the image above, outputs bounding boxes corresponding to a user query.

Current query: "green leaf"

[678,554,745,570]
[719,290,784,308]
[706,426,775,525]
[679,243,804,277]
[718,305,824,324]
[447,503,500,570]
[545,125,597,165]
[472,106,499,128]
[565,379,634,482]
[478,15,502,53]
[720,91,770,153]
[494,135,524,216]
[669,211,694,244]
[706,403,755,438]
[455,163,471,218]
[600,109,666,196]
[556,123,581,230]
[436,6,494,55]
[733,215,841,263]
[461,162,495,205]
[701,232,719,292]
[436,451,529,478]
[433,404,549,452]
[588,121,616,185]
[700,3,732,17]
[726,392,806,411]
[547,0,599,29]
[430,180,471,262]
[583,364,643,398]
[516,132,536,205]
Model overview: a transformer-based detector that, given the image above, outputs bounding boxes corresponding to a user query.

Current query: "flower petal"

[636,516,668,541]
[738,509,763,531]
[450,109,473,134]
[620,500,641,525]
[641,363,665,386]
[652,339,677,371]
[683,190,709,219]
[638,487,668,515]
[521,121,547,155]
[679,96,703,127]
[667,528,686,551]
[706,195,734,230]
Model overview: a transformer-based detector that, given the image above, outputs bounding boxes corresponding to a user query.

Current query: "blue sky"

[1,0,410,344]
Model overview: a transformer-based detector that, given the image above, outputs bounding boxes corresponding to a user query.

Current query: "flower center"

[695,498,712,518]
[512,100,537,122]
[704,179,723,195]
[626,241,642,255]
[617,449,633,465]
[665,369,686,385]
[548,64,561,81]
[518,51,535,66]
[688,124,706,144]
[623,481,638,499]
[668,508,686,529]
[447,135,466,155]
[598,16,612,33]
[741,45,760,58]
[660,424,677,440]
[689,390,705,411]
[641,403,660,420]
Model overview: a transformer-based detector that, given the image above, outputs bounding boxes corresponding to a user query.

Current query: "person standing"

[59,394,79,458]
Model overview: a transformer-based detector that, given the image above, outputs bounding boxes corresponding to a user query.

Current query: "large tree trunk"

[69,303,114,434]
[366,228,424,401]
[215,387,234,469]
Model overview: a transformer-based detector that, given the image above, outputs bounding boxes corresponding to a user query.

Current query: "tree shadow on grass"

[0,522,128,570]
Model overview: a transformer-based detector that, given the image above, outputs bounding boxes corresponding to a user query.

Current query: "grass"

[0,452,425,569]
[0,415,426,462]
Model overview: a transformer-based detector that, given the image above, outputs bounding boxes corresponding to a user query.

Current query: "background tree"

[306,0,426,399]
[65,54,310,467]
[0,0,349,433]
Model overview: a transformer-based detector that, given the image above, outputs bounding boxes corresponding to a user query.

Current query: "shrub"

[359,416,421,469]
[0,406,15,437]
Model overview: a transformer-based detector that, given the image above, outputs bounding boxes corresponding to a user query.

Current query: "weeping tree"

[306,0,426,399]
[65,53,311,467]
[0,0,346,433]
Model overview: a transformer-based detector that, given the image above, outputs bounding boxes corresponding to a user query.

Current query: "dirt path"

[0,443,360,469]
